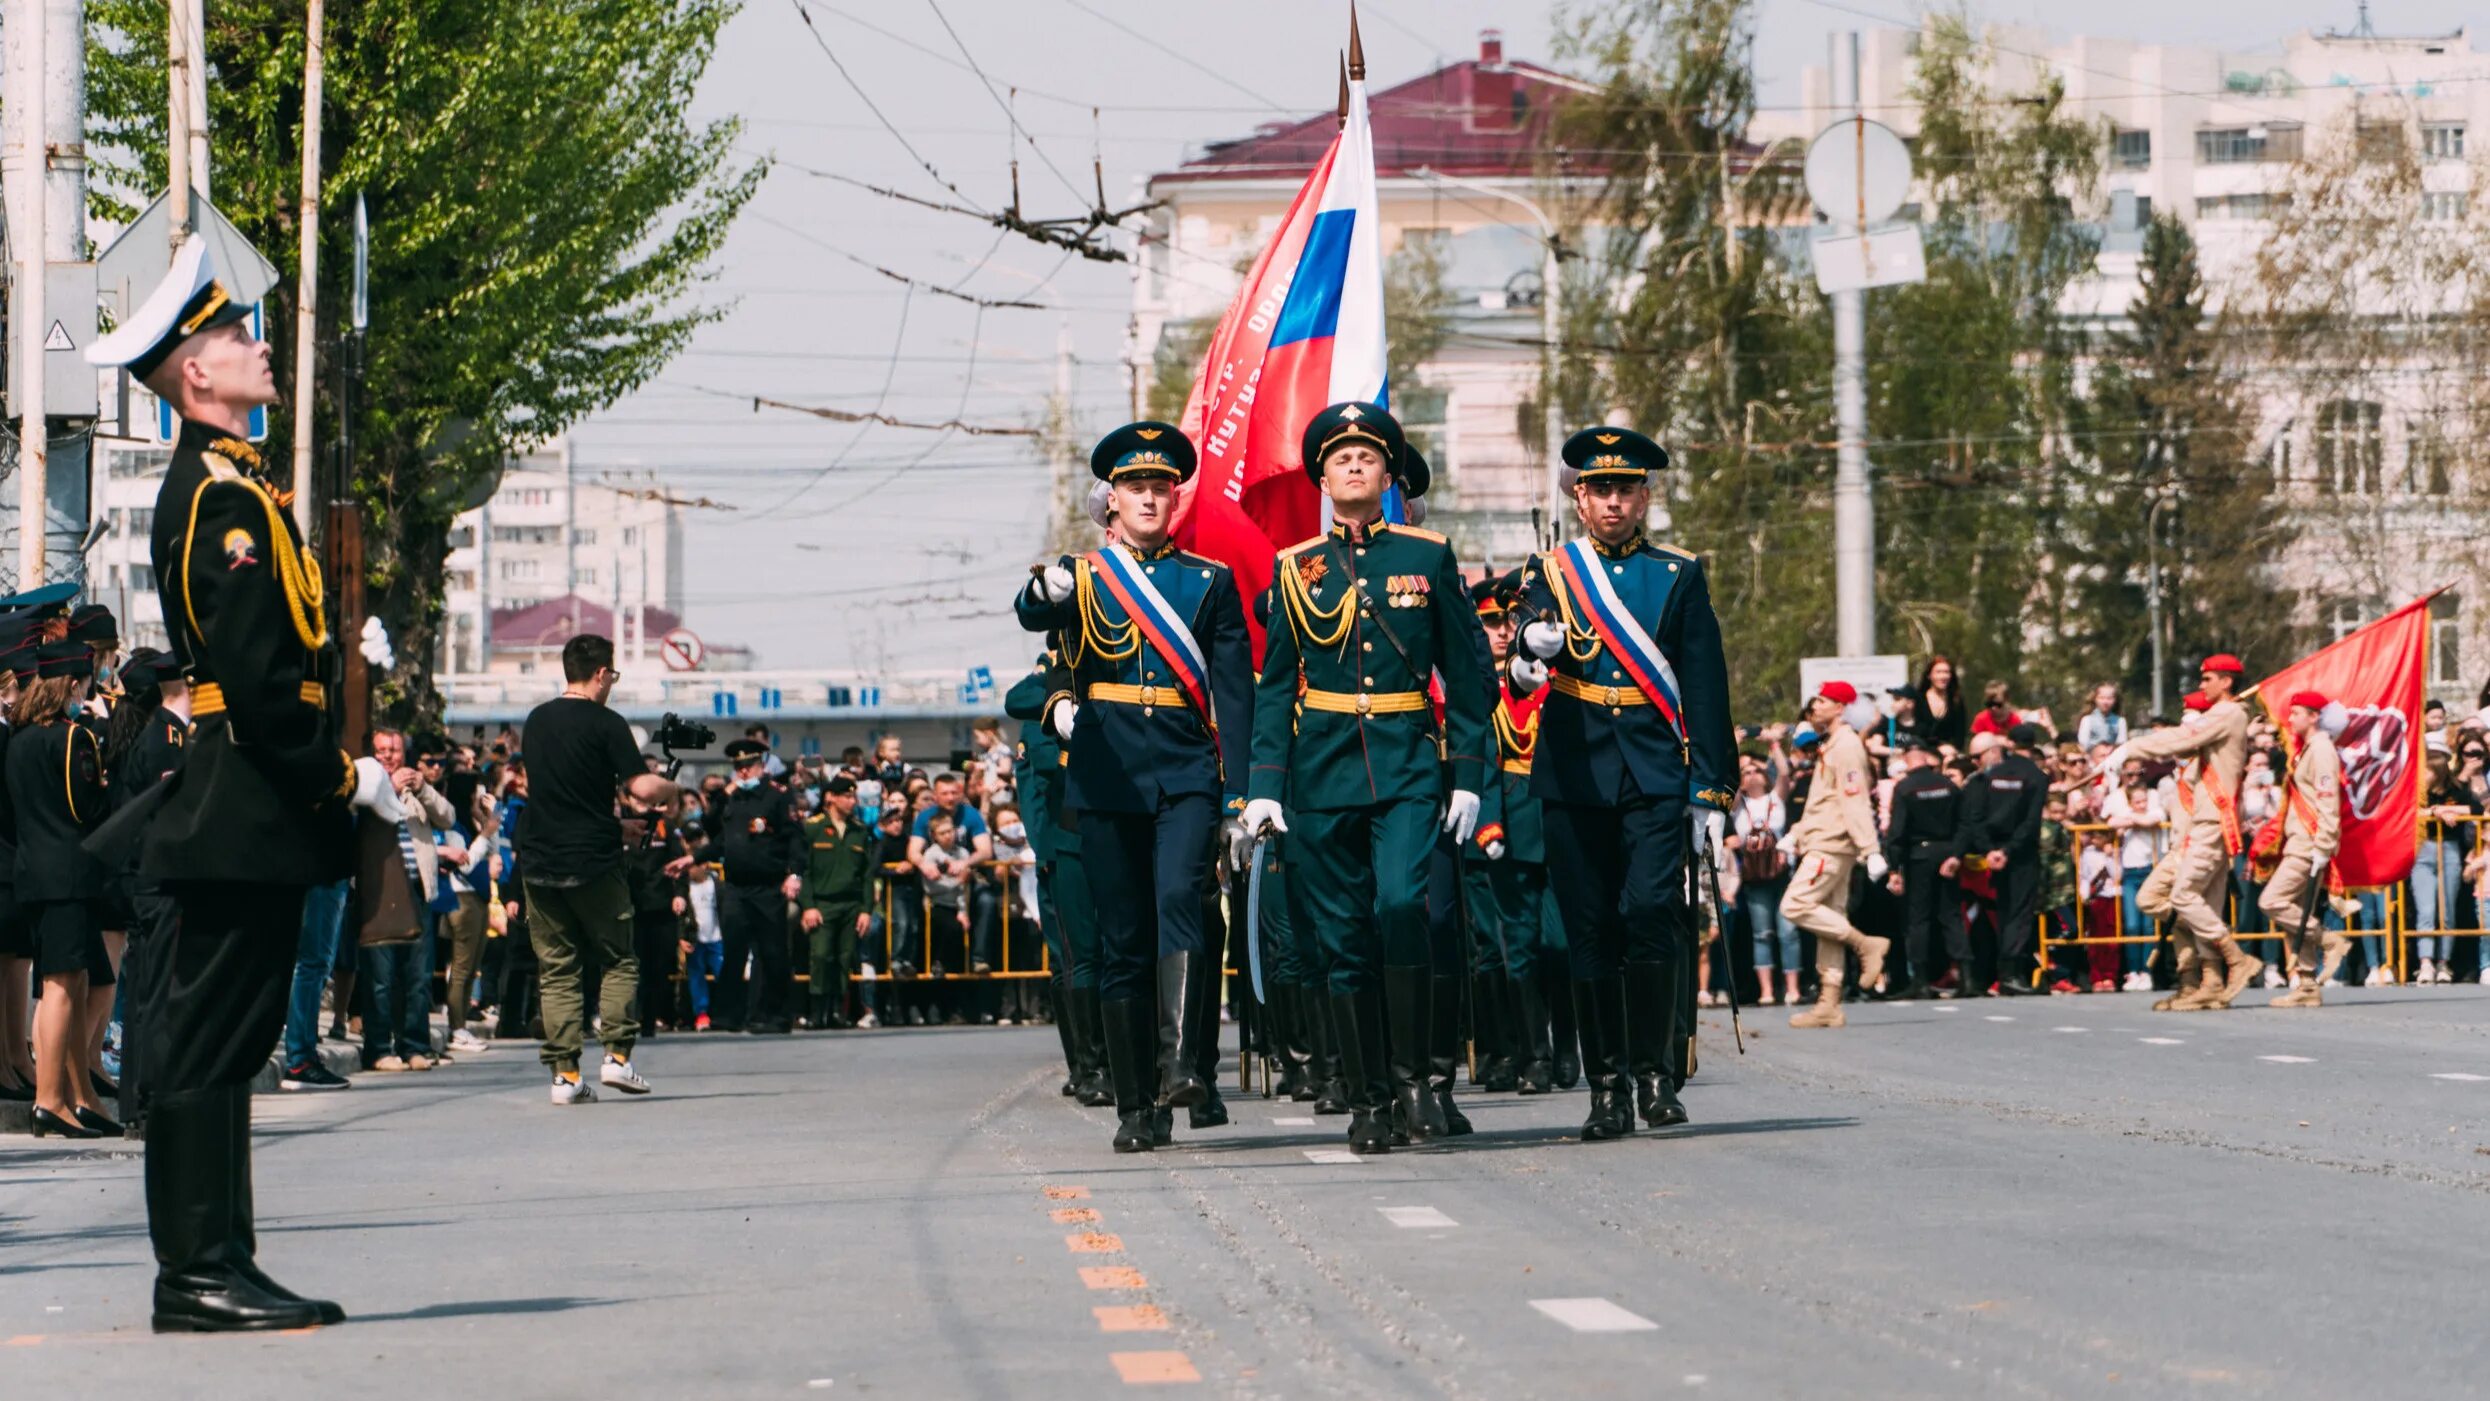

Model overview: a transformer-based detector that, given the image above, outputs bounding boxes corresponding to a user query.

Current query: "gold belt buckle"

[1139,684,1158,713]
[1355,692,1372,716]
[1603,686,1622,708]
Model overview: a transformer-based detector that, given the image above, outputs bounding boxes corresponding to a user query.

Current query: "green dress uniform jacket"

[799,810,875,918]
[1249,519,1493,811]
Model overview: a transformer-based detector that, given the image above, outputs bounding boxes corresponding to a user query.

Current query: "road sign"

[151,305,269,443]
[1813,225,1928,295]
[1799,654,1910,708]
[660,628,705,672]
[96,188,282,313]
[1804,116,1912,229]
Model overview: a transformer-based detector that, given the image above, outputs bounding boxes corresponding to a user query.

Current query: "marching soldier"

[1778,681,1892,1030]
[2109,656,2255,1010]
[1509,428,1737,1138]
[1004,644,1112,1105]
[2263,692,2346,1007]
[1880,735,1966,1000]
[1468,571,1558,1093]
[2129,690,2207,1008]
[85,237,354,1330]
[1246,591,1341,1111]
[1017,422,1253,1153]
[1241,402,1490,1156]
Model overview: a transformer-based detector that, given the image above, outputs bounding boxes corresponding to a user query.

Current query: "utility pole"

[291,0,324,539]
[7,0,50,586]
[166,0,189,246]
[1829,32,1876,657]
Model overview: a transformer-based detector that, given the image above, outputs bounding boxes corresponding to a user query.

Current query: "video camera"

[653,712,715,779]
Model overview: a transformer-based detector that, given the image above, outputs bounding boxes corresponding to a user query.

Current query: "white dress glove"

[1865,852,1890,883]
[1222,817,1255,875]
[1241,797,1288,838]
[350,756,404,820]
[1443,789,1481,844]
[1509,655,1549,692]
[1482,839,1507,861]
[1033,563,1076,604]
[1520,620,1563,660]
[1051,700,1078,743]
[1689,808,1726,862]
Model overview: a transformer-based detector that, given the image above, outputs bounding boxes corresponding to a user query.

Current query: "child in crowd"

[682,862,724,1031]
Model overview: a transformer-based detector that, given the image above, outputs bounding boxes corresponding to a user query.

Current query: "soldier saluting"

[85,238,354,1331]
[1242,402,1490,1156]
[1509,428,1736,1139]
[1018,423,1253,1154]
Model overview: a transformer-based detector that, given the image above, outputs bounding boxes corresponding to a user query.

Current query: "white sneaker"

[857,1010,879,1028]
[2363,967,2383,987]
[2262,963,2285,988]
[550,1073,597,1105]
[599,1056,652,1095]
[2480,969,2490,985]
[450,1029,489,1054]
[2379,967,2399,986]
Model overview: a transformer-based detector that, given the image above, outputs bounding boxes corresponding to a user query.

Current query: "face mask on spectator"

[735,774,761,791]
[1001,821,1026,843]
[804,786,822,806]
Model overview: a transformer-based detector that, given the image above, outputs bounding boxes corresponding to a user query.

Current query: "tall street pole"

[1830,31,1875,657]
[167,0,189,246]
[291,0,324,538]
[7,0,51,586]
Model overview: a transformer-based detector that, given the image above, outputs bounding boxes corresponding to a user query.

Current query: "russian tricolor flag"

[1174,59,1388,660]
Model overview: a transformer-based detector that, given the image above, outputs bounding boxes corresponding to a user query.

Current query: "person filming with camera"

[516,635,680,1104]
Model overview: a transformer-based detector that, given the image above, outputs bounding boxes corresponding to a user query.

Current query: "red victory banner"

[2254,591,2439,887]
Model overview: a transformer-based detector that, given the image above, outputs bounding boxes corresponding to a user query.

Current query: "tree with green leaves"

[86,0,762,723]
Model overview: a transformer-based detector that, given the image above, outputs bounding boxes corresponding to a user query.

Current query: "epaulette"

[1647,541,1696,561]
[1277,536,1325,559]
[1391,523,1448,544]
[1174,549,1228,573]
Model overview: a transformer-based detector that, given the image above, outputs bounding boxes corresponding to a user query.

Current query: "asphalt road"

[6,986,2490,1399]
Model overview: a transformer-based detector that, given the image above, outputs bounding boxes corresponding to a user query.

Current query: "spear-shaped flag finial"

[1337,51,1349,129]
[1347,1,1366,81]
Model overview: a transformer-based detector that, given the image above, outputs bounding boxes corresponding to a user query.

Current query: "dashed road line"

[1379,1206,1458,1229]
[2051,1026,2088,1033]
[2139,1037,2186,1045]
[1984,1015,2014,1022]
[1067,1231,1126,1253]
[1530,1297,1660,1333]
[1045,1185,1091,1200]
[1080,1266,1148,1290]
[1109,1350,1201,1383]
[1273,1116,1315,1125]
[2430,1072,2490,1082]
[2259,1055,2316,1064]
[1303,1149,1363,1165]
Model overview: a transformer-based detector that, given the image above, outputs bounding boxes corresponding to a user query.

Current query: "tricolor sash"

[1549,539,1683,735]
[1086,545,1216,734]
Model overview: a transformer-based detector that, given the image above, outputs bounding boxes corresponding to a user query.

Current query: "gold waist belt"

[1552,674,1650,708]
[1300,688,1427,717]
[193,680,326,717]
[1087,682,1191,713]
[1501,759,1532,775]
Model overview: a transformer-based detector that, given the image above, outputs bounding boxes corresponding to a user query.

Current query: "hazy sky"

[566,0,2477,679]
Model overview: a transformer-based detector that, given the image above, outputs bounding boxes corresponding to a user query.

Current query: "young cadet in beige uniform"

[2263,691,2346,1007]
[2109,654,2254,1011]
[2129,691,2209,1010]
[1781,681,1890,1030]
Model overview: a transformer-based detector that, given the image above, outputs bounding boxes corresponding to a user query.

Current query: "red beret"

[2182,690,2211,713]
[1818,680,1858,705]
[2200,653,2245,675]
[2289,689,2329,713]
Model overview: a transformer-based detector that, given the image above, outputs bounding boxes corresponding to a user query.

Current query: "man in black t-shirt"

[517,635,679,1104]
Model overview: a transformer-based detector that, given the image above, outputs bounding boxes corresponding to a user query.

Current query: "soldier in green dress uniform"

[1005,642,1111,1105]
[1241,402,1493,1156]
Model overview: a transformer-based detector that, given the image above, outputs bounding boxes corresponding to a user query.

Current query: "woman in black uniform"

[0,634,32,1102]
[15,638,117,1136]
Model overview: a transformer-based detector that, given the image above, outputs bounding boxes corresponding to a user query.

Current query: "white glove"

[1443,789,1481,843]
[1051,700,1078,742]
[2101,743,2130,778]
[1508,655,1548,692]
[1033,564,1076,604]
[359,615,396,673]
[1222,817,1255,875]
[1520,620,1563,660]
[350,756,404,819]
[1689,808,1726,862]
[1482,839,1507,861]
[1242,797,1288,838]
[1865,852,1890,883]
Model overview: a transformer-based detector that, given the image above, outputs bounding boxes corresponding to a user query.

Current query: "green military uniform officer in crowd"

[1005,640,1112,1106]
[798,774,875,1031]
[1242,401,1493,1156]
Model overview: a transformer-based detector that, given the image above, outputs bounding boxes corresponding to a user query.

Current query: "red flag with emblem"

[2253,592,2439,887]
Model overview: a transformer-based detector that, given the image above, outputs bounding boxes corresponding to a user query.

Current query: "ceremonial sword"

[1698,834,1746,1056]
[1244,833,1271,1003]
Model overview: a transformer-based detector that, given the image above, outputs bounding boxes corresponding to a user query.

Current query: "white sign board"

[660,628,705,672]
[1799,654,1912,709]
[1813,225,1928,295]
[1805,116,1913,229]
[96,189,282,315]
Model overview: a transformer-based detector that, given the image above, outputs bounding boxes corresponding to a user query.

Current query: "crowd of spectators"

[1703,657,2490,1007]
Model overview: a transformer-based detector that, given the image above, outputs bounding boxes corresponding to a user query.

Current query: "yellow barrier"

[2396,813,2485,983]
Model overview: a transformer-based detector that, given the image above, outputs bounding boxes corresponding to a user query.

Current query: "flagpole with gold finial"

[1348,0,1365,81]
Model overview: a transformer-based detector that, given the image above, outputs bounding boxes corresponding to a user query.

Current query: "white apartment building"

[89,438,176,653]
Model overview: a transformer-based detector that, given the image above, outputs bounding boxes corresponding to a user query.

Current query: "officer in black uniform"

[85,236,356,1331]
[714,738,805,1033]
[1878,735,1964,1000]
[107,648,191,1126]
[1973,722,2052,995]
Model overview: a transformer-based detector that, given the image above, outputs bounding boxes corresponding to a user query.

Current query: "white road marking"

[2430,1072,2490,1082]
[2139,1037,2186,1045]
[2259,1055,2316,1064]
[1984,1015,2014,1022]
[1531,1297,1660,1333]
[2051,1026,2088,1033]
[1935,1006,1961,1014]
[1274,1116,1316,1125]
[1303,1149,1364,1165]
[1379,1206,1458,1229]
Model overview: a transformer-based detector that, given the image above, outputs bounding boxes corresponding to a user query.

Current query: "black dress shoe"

[152,1271,326,1333]
[1187,1085,1229,1130]
[1312,1079,1350,1115]
[1345,1108,1391,1154]
[1580,1087,1630,1141]
[1149,1108,1173,1148]
[89,1069,120,1100]
[32,1105,100,1138]
[1516,1060,1553,1095]
[0,1078,32,1102]
[1874,982,1931,1002]
[74,1106,126,1137]
[1996,979,2045,997]
[1553,1056,1582,1090]
[1112,1111,1154,1153]
[1436,1087,1473,1136]
[1636,1073,1689,1128]
[233,1262,346,1325]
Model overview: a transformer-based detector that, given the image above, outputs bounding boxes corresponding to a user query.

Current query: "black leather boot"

[1331,986,1391,1154]
[1383,965,1440,1143]
[1546,963,1582,1089]
[1474,970,1518,1091]
[1513,970,1555,1094]
[1185,952,1228,1129]
[1428,973,1473,1136]
[226,1086,345,1324]
[1051,976,1082,1095]
[1153,953,1206,1109]
[148,1088,324,1332]
[1100,999,1156,1152]
[1266,987,1302,1099]
[1625,960,1689,1128]
[1068,988,1116,1107]
[1309,986,1349,1114]
[1571,979,1633,1142]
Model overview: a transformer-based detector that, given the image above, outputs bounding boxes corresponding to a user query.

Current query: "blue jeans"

[2326,891,2389,975]
[2410,840,2458,960]
[361,907,437,1062]
[284,878,351,1068]
[1742,874,1799,974]
[2119,868,2154,975]
[685,940,724,1016]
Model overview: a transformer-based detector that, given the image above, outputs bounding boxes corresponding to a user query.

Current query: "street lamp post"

[1410,167,1566,532]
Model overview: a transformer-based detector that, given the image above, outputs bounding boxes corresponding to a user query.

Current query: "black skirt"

[27,898,111,984]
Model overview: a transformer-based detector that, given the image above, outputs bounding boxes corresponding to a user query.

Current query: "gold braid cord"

[1070,558,1138,666]
[1539,551,1602,663]
[1279,553,1354,652]
[1493,697,1538,760]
